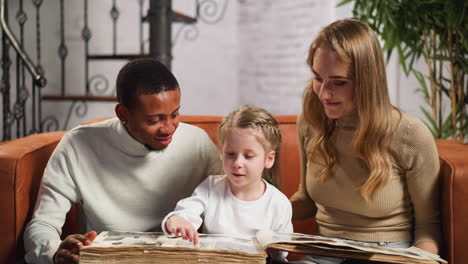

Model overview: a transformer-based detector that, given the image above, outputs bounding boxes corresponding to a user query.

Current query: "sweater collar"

[112,118,153,156]
[228,178,272,205]
[334,111,359,131]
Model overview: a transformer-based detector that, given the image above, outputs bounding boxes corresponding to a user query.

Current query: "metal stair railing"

[0,0,45,87]
[1,0,228,140]
[1,0,47,141]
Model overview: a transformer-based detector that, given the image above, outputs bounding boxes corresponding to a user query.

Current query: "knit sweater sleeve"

[291,114,317,215]
[23,132,82,264]
[399,116,442,246]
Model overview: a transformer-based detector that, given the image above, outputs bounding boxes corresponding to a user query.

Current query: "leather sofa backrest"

[1,117,466,264]
[0,131,66,264]
[0,116,316,264]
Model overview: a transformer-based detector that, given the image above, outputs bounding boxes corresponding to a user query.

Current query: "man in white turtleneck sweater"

[23,59,221,264]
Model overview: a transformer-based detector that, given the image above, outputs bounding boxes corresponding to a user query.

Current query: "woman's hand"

[414,241,439,255]
[53,231,97,264]
[165,215,199,245]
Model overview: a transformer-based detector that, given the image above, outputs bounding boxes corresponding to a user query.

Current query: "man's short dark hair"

[116,58,179,109]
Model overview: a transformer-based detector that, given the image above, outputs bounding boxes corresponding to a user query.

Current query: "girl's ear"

[264,150,275,169]
[219,145,226,161]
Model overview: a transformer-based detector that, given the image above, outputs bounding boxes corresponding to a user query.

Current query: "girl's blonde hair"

[218,105,282,187]
[303,19,401,200]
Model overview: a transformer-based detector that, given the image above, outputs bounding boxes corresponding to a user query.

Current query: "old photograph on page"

[90,231,263,254]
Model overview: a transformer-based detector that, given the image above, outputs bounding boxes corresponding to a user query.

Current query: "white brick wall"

[238,0,334,114]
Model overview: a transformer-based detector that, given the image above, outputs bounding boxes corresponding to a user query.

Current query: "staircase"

[0,0,227,141]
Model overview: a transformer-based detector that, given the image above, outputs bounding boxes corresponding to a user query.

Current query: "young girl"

[161,105,293,254]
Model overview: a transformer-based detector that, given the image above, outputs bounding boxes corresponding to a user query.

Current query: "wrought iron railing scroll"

[1,0,228,140]
[1,0,46,141]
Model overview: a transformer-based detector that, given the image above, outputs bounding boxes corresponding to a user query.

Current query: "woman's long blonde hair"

[303,19,401,200]
[218,105,282,187]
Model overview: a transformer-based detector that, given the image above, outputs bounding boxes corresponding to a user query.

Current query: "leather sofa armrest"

[0,131,66,264]
[436,139,468,264]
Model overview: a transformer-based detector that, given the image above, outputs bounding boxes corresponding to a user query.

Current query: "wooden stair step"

[42,95,117,101]
[87,54,150,60]
[172,11,197,24]
[142,11,197,24]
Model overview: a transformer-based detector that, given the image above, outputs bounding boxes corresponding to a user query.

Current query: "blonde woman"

[290,19,441,264]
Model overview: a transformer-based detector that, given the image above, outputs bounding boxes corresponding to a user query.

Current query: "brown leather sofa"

[0,115,466,264]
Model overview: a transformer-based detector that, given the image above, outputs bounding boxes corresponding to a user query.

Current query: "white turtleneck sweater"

[24,117,221,264]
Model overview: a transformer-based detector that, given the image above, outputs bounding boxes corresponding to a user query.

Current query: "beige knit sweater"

[292,111,441,246]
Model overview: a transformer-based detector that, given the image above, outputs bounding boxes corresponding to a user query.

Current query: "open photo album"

[79,230,447,264]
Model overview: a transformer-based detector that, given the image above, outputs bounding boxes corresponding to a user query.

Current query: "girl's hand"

[165,215,199,245]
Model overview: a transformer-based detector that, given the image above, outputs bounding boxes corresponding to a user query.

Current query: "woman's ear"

[264,151,276,169]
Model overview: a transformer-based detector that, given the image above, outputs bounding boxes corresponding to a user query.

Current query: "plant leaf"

[420,106,438,135]
[412,70,429,101]
[336,0,354,8]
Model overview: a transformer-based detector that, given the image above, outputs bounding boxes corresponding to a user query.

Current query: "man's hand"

[53,231,97,264]
[165,215,199,245]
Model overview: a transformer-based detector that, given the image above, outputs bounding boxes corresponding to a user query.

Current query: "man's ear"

[115,103,128,123]
[264,151,276,169]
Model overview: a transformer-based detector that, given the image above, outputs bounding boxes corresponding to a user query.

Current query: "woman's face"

[312,47,354,119]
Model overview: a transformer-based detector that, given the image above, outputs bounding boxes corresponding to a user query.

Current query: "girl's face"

[312,47,354,119]
[221,128,275,194]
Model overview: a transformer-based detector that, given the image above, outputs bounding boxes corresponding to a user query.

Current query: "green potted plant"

[338,0,467,142]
